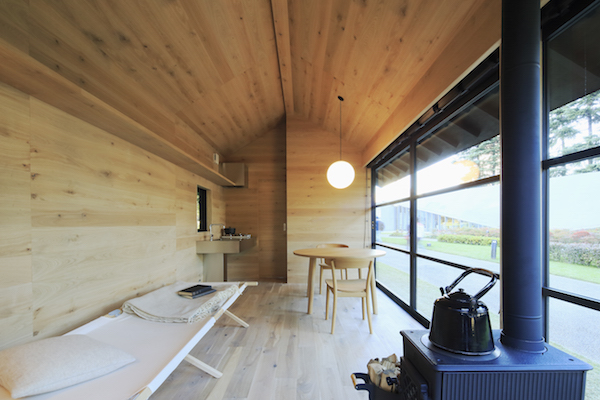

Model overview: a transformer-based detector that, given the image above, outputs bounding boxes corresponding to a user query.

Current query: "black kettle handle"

[442,268,498,301]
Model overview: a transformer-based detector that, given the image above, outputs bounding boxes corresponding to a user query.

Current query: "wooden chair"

[325,258,374,334]
[317,243,349,294]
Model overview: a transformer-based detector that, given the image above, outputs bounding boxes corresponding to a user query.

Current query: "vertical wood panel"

[224,123,287,282]
[286,118,370,284]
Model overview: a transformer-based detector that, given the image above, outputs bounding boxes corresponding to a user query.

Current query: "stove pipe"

[500,0,546,353]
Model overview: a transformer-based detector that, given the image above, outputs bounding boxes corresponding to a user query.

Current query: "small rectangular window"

[197,186,207,232]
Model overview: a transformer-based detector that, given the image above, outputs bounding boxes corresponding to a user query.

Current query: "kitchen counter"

[196,236,256,254]
[197,236,256,282]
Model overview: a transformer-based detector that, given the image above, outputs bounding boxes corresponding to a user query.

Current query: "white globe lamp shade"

[327,160,355,189]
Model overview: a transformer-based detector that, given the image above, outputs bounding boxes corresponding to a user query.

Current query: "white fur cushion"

[0,335,135,398]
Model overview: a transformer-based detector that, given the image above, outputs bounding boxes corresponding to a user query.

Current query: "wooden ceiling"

[0,0,503,166]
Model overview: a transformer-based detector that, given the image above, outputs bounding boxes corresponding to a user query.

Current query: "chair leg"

[361,297,366,320]
[331,293,337,334]
[325,288,330,320]
[366,294,373,334]
[371,278,378,314]
[319,267,324,294]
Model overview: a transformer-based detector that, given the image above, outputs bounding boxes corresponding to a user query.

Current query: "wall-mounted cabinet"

[220,163,247,187]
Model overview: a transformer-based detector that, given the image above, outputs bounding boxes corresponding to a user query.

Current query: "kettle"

[429,268,497,355]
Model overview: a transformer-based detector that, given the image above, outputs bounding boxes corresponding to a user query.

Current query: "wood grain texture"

[224,123,287,282]
[0,83,226,348]
[0,0,504,168]
[21,0,283,157]
[362,0,502,164]
[150,282,423,400]
[270,0,294,115]
[287,0,502,164]
[0,82,33,348]
[0,35,236,187]
[286,119,371,284]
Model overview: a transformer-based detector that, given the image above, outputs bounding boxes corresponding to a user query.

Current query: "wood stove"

[399,330,591,400]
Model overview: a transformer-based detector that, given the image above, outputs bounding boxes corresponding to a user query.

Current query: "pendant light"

[327,96,355,189]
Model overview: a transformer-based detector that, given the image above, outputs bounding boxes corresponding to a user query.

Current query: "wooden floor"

[151,282,423,400]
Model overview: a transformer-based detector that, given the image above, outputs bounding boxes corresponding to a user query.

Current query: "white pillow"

[0,334,135,398]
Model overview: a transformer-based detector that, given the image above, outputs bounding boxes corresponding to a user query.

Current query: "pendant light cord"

[338,96,344,160]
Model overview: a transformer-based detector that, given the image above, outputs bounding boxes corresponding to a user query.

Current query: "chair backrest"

[330,258,373,290]
[316,243,348,264]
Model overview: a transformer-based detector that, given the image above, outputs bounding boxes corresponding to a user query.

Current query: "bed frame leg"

[184,355,223,378]
[223,309,249,328]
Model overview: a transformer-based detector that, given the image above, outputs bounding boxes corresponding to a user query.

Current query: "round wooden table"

[293,247,386,314]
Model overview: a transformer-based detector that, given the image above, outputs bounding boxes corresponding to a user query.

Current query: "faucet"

[209,223,224,241]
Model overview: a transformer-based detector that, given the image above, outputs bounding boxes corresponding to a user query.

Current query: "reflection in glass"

[416,135,500,195]
[375,201,409,251]
[548,298,599,400]
[548,161,600,301]
[375,245,410,304]
[415,183,500,269]
[548,91,600,159]
[375,149,410,205]
[416,86,500,195]
[547,4,600,159]
[416,258,500,330]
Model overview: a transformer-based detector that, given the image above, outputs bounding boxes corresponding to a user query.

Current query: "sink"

[196,236,256,254]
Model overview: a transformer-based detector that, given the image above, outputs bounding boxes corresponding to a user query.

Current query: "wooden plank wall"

[224,122,287,282]
[286,118,371,284]
[0,82,224,350]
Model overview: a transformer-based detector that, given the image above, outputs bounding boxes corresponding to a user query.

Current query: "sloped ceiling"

[0,0,503,165]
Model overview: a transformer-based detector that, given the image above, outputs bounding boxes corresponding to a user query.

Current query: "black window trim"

[197,185,208,232]
[372,50,502,325]
[373,0,600,329]
[541,0,600,335]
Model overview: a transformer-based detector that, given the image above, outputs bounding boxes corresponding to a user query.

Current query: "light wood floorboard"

[151,282,423,400]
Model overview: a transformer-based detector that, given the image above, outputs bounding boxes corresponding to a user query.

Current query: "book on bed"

[177,284,216,299]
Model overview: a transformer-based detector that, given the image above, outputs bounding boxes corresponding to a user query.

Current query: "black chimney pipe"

[500,0,546,353]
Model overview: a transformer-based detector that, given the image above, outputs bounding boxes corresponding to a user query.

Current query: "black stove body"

[399,330,591,400]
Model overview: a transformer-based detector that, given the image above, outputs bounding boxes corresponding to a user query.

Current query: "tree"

[549,106,579,157]
[549,90,600,174]
[458,135,501,178]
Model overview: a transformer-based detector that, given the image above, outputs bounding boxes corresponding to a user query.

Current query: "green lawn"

[380,235,600,284]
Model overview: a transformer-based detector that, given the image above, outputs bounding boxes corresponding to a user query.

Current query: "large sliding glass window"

[370,2,600,398]
[544,1,600,397]
[371,52,501,325]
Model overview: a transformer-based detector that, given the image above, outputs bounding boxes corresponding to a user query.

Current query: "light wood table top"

[293,247,386,314]
[293,247,386,259]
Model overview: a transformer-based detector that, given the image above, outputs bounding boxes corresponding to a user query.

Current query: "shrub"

[437,234,499,246]
[549,242,600,268]
[389,230,407,237]
[436,227,499,237]
[549,228,600,244]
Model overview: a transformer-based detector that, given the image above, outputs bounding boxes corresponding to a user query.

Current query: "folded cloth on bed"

[122,282,238,323]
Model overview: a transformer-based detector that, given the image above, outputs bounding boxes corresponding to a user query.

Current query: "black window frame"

[197,185,208,232]
[541,0,600,341]
[370,0,600,334]
[369,49,501,327]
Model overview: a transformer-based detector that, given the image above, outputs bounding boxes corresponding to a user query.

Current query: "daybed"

[0,281,254,400]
